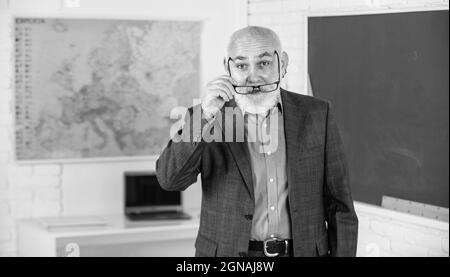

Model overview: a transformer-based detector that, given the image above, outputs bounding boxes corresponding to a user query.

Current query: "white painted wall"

[0,0,247,257]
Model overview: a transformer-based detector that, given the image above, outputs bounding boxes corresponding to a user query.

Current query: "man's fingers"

[209,82,233,99]
[217,77,236,99]
[209,79,235,99]
[216,75,237,86]
[220,75,237,84]
[208,87,230,102]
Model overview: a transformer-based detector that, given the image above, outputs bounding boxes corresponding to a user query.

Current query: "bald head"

[223,25,289,94]
[224,26,289,114]
[227,26,282,57]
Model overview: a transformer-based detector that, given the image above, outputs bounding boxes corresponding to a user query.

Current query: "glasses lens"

[235,86,254,94]
[259,83,278,92]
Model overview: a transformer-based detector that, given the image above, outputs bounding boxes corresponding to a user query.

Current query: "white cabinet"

[17,213,199,257]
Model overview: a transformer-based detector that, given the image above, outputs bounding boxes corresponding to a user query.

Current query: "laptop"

[124,172,191,221]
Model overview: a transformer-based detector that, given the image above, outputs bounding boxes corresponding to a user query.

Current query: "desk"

[17,212,200,257]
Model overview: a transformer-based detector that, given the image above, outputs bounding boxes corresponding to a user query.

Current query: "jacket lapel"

[219,100,255,201]
[280,89,309,197]
[227,141,254,201]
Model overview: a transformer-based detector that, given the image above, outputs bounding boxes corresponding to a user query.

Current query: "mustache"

[240,78,271,87]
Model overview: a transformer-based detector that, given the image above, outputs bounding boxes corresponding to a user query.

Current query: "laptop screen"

[125,172,182,213]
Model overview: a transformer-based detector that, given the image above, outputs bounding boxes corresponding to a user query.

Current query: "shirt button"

[269,178,274,183]
[270,206,275,211]
[267,151,271,155]
[270,234,275,238]
[263,123,267,128]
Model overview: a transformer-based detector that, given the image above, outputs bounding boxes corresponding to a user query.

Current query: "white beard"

[235,90,280,115]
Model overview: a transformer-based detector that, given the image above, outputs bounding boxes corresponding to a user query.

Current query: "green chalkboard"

[308,10,449,208]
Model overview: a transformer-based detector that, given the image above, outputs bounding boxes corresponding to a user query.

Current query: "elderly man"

[156,26,358,257]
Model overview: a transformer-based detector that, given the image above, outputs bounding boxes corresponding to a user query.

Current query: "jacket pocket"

[315,232,330,257]
[195,234,217,257]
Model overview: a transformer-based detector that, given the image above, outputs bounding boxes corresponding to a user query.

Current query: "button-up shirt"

[243,95,292,241]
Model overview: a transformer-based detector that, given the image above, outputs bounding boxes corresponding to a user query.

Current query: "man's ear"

[281,51,289,78]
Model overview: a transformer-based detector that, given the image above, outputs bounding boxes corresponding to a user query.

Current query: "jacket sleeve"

[323,102,359,257]
[156,104,213,191]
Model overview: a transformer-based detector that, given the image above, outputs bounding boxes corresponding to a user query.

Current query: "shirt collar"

[276,92,284,114]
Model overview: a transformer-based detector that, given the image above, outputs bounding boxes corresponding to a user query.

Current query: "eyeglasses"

[227,51,280,95]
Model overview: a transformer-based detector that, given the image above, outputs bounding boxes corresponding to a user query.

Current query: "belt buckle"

[263,237,280,257]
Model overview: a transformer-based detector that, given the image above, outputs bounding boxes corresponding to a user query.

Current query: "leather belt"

[248,238,293,257]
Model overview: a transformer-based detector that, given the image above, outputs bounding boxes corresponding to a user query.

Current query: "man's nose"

[246,67,263,84]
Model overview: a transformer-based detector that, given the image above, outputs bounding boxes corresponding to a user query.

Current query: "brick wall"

[1,8,62,256]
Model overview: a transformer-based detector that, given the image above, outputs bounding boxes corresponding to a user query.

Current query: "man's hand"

[202,75,235,118]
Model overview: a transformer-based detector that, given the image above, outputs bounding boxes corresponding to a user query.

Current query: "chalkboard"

[308,10,449,208]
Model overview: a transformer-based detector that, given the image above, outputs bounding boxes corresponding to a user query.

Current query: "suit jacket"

[156,88,359,257]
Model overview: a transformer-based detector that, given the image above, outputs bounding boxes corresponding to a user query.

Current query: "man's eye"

[260,61,271,67]
[236,64,247,70]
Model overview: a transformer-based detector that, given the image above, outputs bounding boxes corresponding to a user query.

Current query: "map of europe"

[14,18,201,160]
